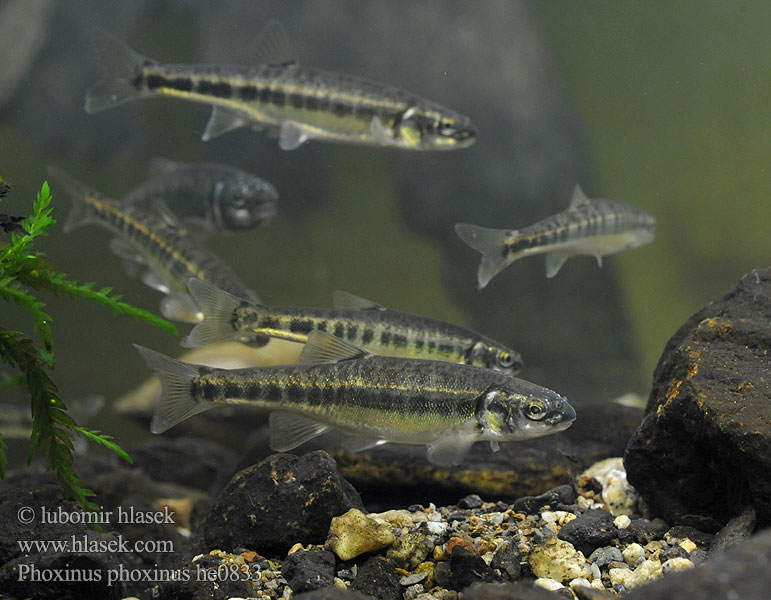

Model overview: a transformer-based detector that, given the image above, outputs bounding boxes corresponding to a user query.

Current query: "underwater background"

[1,1,769,470]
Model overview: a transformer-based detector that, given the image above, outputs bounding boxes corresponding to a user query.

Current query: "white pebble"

[541,511,558,523]
[626,560,663,588]
[609,566,633,587]
[529,538,591,582]
[426,521,447,535]
[590,562,601,580]
[623,543,646,567]
[534,577,564,591]
[662,557,694,574]
[614,514,632,529]
[569,577,592,590]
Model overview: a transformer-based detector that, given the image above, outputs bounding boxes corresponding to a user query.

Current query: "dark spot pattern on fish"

[392,334,407,347]
[334,323,345,338]
[439,344,454,355]
[362,328,374,344]
[260,316,280,329]
[380,331,392,345]
[414,338,424,350]
[240,85,258,100]
[316,320,328,332]
[306,385,322,406]
[264,384,282,403]
[289,319,313,334]
[346,324,358,340]
[271,89,286,106]
[333,102,352,117]
[290,94,304,109]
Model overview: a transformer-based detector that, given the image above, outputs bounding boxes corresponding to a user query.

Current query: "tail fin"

[84,29,151,113]
[454,223,515,289]
[133,344,213,433]
[182,278,247,347]
[46,166,101,233]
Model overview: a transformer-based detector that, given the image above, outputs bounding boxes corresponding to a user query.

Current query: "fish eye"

[438,121,456,136]
[497,351,515,369]
[525,398,549,421]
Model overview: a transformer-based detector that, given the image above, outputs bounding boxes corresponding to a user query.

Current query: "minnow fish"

[135,331,574,466]
[455,185,657,289]
[47,166,259,324]
[84,21,476,151]
[182,277,523,373]
[123,159,278,232]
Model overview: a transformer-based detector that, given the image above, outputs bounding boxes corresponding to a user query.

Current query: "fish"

[46,166,261,325]
[182,277,524,373]
[135,331,574,466]
[84,21,476,151]
[455,185,657,289]
[123,159,278,232]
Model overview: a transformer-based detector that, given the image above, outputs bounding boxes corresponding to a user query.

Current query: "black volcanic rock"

[282,548,336,594]
[625,268,771,526]
[203,451,363,557]
[557,509,619,557]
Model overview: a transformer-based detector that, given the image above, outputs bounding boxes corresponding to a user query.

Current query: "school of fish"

[49,18,662,466]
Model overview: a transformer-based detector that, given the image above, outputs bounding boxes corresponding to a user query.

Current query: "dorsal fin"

[332,290,385,311]
[300,330,370,364]
[254,19,297,66]
[568,185,591,210]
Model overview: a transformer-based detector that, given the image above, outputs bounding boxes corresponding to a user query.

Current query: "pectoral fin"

[269,410,331,451]
[426,437,475,467]
[202,107,248,141]
[370,116,396,146]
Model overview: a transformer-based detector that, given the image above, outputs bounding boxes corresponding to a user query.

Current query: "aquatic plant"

[0,171,178,511]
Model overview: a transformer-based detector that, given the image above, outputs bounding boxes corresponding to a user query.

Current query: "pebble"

[614,515,631,529]
[325,508,396,561]
[535,577,565,591]
[588,546,624,569]
[529,537,591,582]
[661,557,694,574]
[611,559,663,589]
[622,543,645,567]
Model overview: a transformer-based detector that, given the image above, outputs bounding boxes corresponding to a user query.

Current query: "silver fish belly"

[456,185,657,288]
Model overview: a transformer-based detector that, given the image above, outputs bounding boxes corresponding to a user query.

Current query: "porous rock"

[203,451,363,557]
[625,268,771,526]
[557,509,619,557]
[349,556,402,600]
[325,508,395,561]
[449,550,501,590]
[528,537,591,582]
[282,547,336,594]
[512,485,576,514]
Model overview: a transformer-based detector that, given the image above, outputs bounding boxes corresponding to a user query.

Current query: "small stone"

[386,533,433,570]
[557,509,619,556]
[658,545,688,562]
[661,557,694,574]
[614,515,631,529]
[627,518,669,544]
[325,508,396,561]
[490,541,522,581]
[427,521,447,535]
[608,566,633,587]
[449,552,500,590]
[282,547,336,594]
[678,539,697,553]
[622,543,645,568]
[400,572,429,586]
[457,494,484,509]
[513,485,577,514]
[601,468,638,517]
[529,537,591,582]
[665,525,714,549]
[534,577,564,591]
[568,577,592,590]
[625,559,663,589]
[350,556,402,600]
[588,546,624,569]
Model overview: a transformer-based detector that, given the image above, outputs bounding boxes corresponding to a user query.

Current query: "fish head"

[467,341,524,374]
[214,176,279,230]
[398,105,477,150]
[480,381,575,441]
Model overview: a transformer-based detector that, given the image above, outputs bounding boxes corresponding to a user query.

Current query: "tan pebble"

[534,577,564,591]
[333,577,348,589]
[626,559,663,588]
[529,538,591,582]
[609,566,633,587]
[622,543,645,567]
[663,557,694,573]
[371,509,427,526]
[679,539,698,553]
[614,515,632,529]
[324,508,396,561]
